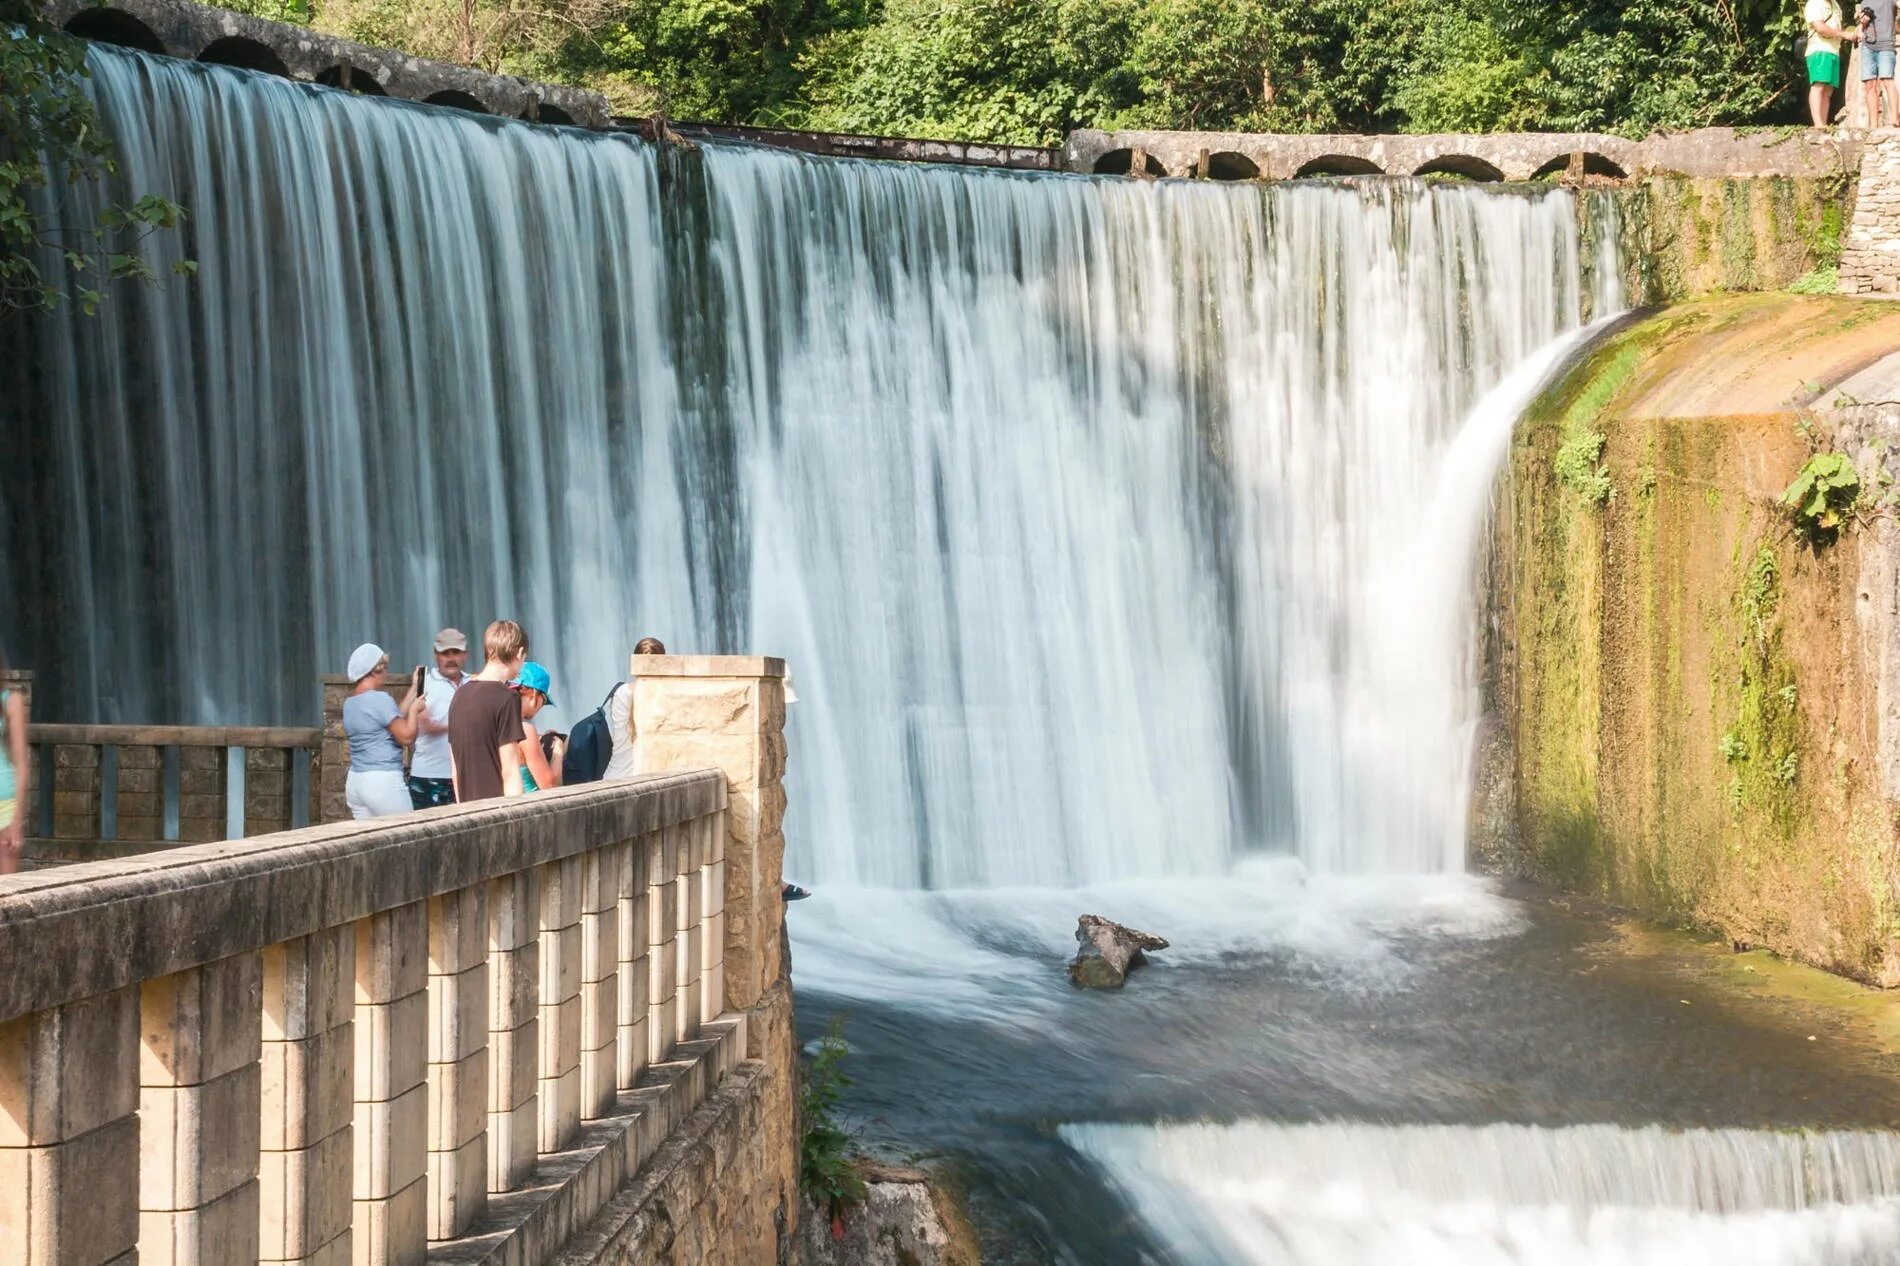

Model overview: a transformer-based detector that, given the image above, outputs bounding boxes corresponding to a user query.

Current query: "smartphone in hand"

[413,665,427,698]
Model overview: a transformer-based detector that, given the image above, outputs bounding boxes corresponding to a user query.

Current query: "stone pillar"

[0,987,141,1265]
[614,838,651,1091]
[643,829,677,1066]
[424,888,487,1239]
[139,953,264,1266]
[629,656,789,1016]
[485,872,538,1193]
[673,821,701,1045]
[352,903,427,1266]
[536,858,582,1152]
[260,928,355,1266]
[697,813,726,1026]
[577,847,619,1121]
[51,743,100,842]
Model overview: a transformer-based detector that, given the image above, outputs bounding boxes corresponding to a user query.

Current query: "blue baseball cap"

[511,661,554,704]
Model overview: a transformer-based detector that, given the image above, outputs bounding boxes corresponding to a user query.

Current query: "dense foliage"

[216,0,1818,141]
[1,0,190,311]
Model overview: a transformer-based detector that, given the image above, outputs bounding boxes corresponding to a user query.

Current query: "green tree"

[1,1,190,312]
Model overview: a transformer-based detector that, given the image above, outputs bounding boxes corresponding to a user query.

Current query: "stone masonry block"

[487,945,538,1033]
[180,747,221,772]
[116,746,161,770]
[539,924,581,1003]
[356,903,427,1005]
[352,1082,425,1201]
[618,880,650,960]
[581,846,621,915]
[52,744,99,769]
[539,996,581,1079]
[487,1025,537,1115]
[487,871,541,954]
[426,965,486,1065]
[579,1042,615,1123]
[141,953,263,1087]
[704,859,725,918]
[615,1017,648,1092]
[536,1066,580,1154]
[637,735,765,790]
[579,976,617,1053]
[354,992,426,1104]
[619,954,651,1022]
[261,1025,352,1152]
[0,986,139,1147]
[540,856,582,932]
[632,678,756,736]
[425,1133,485,1242]
[580,910,617,985]
[139,1061,261,1210]
[487,1096,536,1194]
[647,995,677,1066]
[0,1112,139,1265]
[257,1128,351,1259]
[264,928,354,1043]
[425,1048,486,1153]
[428,887,487,976]
[647,938,677,1008]
[353,1175,426,1266]
[139,1176,258,1266]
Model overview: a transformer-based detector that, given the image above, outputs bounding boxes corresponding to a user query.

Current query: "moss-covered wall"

[1597,173,1854,304]
[1495,294,1900,985]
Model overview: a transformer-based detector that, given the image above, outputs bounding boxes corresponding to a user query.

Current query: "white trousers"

[346,768,411,819]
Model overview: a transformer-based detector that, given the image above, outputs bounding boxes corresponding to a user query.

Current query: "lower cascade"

[1064,1122,1900,1265]
[8,45,1614,886]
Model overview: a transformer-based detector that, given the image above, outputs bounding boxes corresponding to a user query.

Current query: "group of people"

[1808,0,1899,127]
[341,619,663,820]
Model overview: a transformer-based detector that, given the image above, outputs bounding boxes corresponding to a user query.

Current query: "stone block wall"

[1841,133,1900,297]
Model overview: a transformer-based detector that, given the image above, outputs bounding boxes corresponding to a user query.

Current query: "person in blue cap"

[509,661,562,793]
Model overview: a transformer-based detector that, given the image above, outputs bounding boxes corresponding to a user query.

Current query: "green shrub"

[1780,452,1859,540]
[801,1016,866,1217]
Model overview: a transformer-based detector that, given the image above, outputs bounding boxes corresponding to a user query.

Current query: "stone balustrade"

[0,655,799,1266]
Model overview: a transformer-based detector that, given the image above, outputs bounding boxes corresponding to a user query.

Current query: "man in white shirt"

[406,627,468,808]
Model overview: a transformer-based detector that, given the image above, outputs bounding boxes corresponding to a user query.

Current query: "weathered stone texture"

[1841,133,1900,297]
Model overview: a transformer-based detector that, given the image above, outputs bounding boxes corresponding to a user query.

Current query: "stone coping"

[432,1015,749,1266]
[625,655,785,679]
[0,771,725,1023]
[29,722,322,747]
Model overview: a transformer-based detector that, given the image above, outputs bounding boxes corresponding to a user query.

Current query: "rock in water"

[1068,915,1169,989]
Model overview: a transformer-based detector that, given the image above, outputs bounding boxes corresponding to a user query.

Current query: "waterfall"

[1064,1120,1900,1265]
[5,46,1607,885]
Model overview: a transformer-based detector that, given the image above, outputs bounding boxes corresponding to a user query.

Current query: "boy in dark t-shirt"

[447,620,529,802]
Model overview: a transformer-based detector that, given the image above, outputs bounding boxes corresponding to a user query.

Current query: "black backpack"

[562,683,621,784]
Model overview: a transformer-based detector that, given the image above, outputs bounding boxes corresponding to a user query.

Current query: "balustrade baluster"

[578,846,620,1121]
[425,887,488,1239]
[485,871,539,1192]
[259,928,355,1266]
[352,904,427,1266]
[537,858,582,1151]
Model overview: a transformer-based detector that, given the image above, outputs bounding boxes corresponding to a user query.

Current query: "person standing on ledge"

[448,619,530,803]
[1808,0,1862,126]
[0,655,27,875]
[1861,0,1899,125]
[342,643,427,819]
[602,635,667,780]
[408,627,468,810]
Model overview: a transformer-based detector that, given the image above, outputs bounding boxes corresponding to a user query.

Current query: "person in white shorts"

[343,642,427,818]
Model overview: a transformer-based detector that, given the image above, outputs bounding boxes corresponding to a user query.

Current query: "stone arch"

[1292,154,1384,179]
[63,7,166,54]
[197,35,291,78]
[1413,154,1505,182]
[526,103,575,125]
[1093,148,1167,177]
[315,65,387,95]
[1205,151,1260,181]
[424,89,492,115]
[1529,152,1630,181]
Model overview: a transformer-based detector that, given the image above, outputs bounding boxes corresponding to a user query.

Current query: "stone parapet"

[1841,132,1900,298]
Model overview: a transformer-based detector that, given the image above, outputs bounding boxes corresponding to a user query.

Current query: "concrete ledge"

[0,773,726,1023]
[627,656,786,680]
[431,1015,749,1266]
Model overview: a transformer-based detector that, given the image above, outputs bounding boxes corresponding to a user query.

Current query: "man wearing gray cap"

[407,628,468,809]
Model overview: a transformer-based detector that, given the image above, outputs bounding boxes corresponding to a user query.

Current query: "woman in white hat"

[344,643,428,819]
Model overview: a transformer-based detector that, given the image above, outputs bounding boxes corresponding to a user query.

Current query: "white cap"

[347,643,386,682]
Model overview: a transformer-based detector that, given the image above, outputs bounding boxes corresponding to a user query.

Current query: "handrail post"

[352,904,427,1266]
[485,871,539,1193]
[425,887,487,1239]
[259,928,355,1266]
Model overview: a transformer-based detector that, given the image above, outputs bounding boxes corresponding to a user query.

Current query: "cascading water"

[6,46,1612,886]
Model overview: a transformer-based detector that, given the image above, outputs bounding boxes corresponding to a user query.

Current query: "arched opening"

[1413,154,1505,183]
[63,8,166,55]
[1529,152,1630,182]
[196,36,290,78]
[1093,148,1167,177]
[1205,151,1260,181]
[1292,155,1384,179]
[525,103,575,125]
[424,90,491,115]
[315,65,387,95]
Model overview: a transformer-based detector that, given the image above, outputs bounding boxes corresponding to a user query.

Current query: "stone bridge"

[1064,127,1863,182]
[0,655,799,1266]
